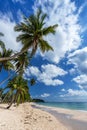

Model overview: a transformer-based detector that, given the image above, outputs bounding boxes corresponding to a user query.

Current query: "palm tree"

[0,41,14,86]
[0,9,58,62]
[0,34,14,72]
[30,78,36,86]
[15,9,58,57]
[0,49,14,71]
[0,88,3,102]
[0,35,14,98]
[5,76,30,109]
[14,51,29,75]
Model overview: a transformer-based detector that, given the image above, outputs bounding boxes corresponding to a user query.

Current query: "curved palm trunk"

[0,72,16,101]
[1,92,10,103]
[0,73,12,86]
[6,95,14,109]
[0,48,28,62]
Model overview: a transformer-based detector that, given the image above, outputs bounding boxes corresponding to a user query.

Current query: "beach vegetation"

[0,9,58,108]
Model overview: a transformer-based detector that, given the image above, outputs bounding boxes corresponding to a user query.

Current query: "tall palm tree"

[15,9,58,57]
[0,9,58,62]
[5,76,30,109]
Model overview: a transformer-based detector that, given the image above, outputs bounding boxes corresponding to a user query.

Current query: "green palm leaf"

[14,9,58,58]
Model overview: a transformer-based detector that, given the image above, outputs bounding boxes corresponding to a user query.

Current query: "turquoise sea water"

[37,102,87,111]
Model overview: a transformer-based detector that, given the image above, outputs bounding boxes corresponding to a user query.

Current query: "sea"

[36,102,87,111]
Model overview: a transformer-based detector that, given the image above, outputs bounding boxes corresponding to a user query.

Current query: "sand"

[0,102,87,130]
[33,103,87,130]
[0,103,67,130]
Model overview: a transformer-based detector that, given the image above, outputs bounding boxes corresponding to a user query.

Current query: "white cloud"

[68,47,87,74]
[73,74,87,88]
[61,89,65,92]
[59,95,65,98]
[60,89,87,99]
[41,78,63,86]
[68,47,87,88]
[24,64,67,86]
[23,66,39,78]
[41,93,50,98]
[0,12,22,51]
[67,89,87,96]
[69,68,77,75]
[33,0,82,63]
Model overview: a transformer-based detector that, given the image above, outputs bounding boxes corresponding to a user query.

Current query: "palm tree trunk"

[6,95,14,109]
[30,43,37,58]
[0,74,12,86]
[1,92,9,103]
[0,48,28,62]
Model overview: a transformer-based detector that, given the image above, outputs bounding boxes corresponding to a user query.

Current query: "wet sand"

[32,103,87,130]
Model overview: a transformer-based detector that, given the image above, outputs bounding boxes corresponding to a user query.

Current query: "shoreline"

[32,103,87,130]
[34,102,87,112]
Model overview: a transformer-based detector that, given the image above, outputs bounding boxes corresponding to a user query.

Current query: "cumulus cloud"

[24,64,67,86]
[68,47,87,74]
[33,0,82,63]
[69,68,77,75]
[73,74,87,88]
[67,89,87,96]
[60,89,87,99]
[67,47,87,88]
[41,93,50,98]
[0,12,22,51]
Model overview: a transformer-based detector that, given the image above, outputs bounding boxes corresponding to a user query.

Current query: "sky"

[0,0,87,102]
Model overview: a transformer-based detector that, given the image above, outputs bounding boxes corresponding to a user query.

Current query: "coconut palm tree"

[5,76,30,109]
[0,41,14,87]
[0,35,14,98]
[15,9,58,57]
[0,9,58,62]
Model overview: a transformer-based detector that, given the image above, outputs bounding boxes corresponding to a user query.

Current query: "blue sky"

[0,0,87,102]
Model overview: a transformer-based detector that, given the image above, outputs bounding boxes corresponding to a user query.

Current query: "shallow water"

[33,103,87,130]
[37,102,87,111]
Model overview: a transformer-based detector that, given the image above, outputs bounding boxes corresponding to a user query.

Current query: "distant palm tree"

[5,76,30,109]
[30,78,36,86]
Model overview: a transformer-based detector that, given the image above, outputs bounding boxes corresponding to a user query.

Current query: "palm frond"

[39,39,53,53]
[42,24,58,35]
[0,41,5,50]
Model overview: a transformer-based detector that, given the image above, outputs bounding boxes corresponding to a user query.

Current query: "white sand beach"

[0,102,87,130]
[0,103,67,130]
